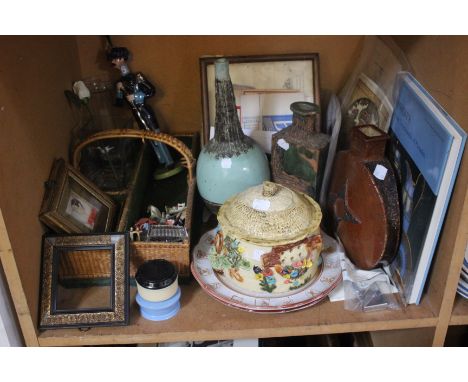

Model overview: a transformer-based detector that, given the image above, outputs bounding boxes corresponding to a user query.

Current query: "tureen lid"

[217,181,322,246]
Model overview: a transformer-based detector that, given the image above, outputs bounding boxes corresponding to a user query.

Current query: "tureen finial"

[262,181,279,197]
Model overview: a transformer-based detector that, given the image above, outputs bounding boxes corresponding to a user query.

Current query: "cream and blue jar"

[135,259,180,321]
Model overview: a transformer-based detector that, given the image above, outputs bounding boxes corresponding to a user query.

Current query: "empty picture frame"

[200,53,321,152]
[39,158,116,234]
[38,232,130,330]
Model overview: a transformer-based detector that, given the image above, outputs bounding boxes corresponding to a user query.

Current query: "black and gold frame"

[39,233,130,330]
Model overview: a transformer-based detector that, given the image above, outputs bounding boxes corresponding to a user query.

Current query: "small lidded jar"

[135,259,181,321]
[135,259,178,302]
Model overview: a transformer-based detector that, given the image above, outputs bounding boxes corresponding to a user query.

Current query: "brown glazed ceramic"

[271,102,329,199]
[326,125,400,270]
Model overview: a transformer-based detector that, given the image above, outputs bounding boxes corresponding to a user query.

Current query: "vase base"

[202,198,222,215]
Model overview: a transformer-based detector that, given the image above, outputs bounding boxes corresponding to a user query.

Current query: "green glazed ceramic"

[197,142,270,207]
[197,58,270,210]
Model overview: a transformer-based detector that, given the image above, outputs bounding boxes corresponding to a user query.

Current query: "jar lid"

[217,181,322,246]
[135,259,178,290]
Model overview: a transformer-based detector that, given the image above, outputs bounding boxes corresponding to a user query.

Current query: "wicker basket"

[58,249,112,280]
[72,129,197,280]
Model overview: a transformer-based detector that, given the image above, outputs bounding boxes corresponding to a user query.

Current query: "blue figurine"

[107,47,174,167]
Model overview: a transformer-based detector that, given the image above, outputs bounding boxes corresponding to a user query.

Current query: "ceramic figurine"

[107,46,174,168]
[326,125,400,270]
[196,58,270,212]
[271,101,329,199]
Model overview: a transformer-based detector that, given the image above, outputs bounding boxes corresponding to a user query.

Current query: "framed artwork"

[200,53,321,152]
[38,233,130,329]
[39,158,116,234]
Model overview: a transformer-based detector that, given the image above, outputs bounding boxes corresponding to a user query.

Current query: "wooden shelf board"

[449,295,468,325]
[38,281,438,346]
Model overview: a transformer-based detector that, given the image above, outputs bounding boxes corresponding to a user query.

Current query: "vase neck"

[206,59,252,158]
[214,59,245,142]
[290,101,320,133]
[350,125,388,160]
[213,77,245,142]
[292,114,317,132]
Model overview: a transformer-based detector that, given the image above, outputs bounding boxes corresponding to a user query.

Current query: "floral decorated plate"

[191,229,342,313]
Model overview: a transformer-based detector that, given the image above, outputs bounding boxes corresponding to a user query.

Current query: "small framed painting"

[39,158,116,234]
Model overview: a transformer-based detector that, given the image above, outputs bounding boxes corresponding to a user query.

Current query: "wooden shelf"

[38,281,438,346]
[1,36,467,347]
[449,295,468,326]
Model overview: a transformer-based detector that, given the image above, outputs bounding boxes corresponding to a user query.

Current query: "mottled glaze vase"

[196,58,270,212]
[271,101,329,199]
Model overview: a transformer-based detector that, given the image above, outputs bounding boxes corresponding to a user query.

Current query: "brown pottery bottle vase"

[271,101,329,199]
[326,125,400,270]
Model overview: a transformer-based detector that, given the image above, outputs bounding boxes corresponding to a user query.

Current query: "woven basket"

[58,249,112,280]
[72,129,196,280]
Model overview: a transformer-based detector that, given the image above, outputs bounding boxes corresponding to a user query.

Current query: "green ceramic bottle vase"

[196,58,270,212]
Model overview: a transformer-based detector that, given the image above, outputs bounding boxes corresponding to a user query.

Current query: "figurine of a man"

[107,47,174,167]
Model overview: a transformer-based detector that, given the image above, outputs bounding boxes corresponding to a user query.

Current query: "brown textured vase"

[326,125,400,270]
[271,102,329,199]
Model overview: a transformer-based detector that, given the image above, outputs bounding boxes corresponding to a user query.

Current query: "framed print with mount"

[200,53,321,153]
[39,158,116,234]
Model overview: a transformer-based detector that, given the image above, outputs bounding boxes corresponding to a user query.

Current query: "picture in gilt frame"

[38,233,130,329]
[39,158,116,234]
[200,53,320,152]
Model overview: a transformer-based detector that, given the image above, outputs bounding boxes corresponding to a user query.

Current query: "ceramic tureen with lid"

[210,181,323,296]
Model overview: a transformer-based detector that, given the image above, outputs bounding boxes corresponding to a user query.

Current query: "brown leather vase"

[326,125,400,270]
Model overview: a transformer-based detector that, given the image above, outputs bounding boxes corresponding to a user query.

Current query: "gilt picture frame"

[38,232,130,330]
[200,53,321,152]
[39,158,116,234]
